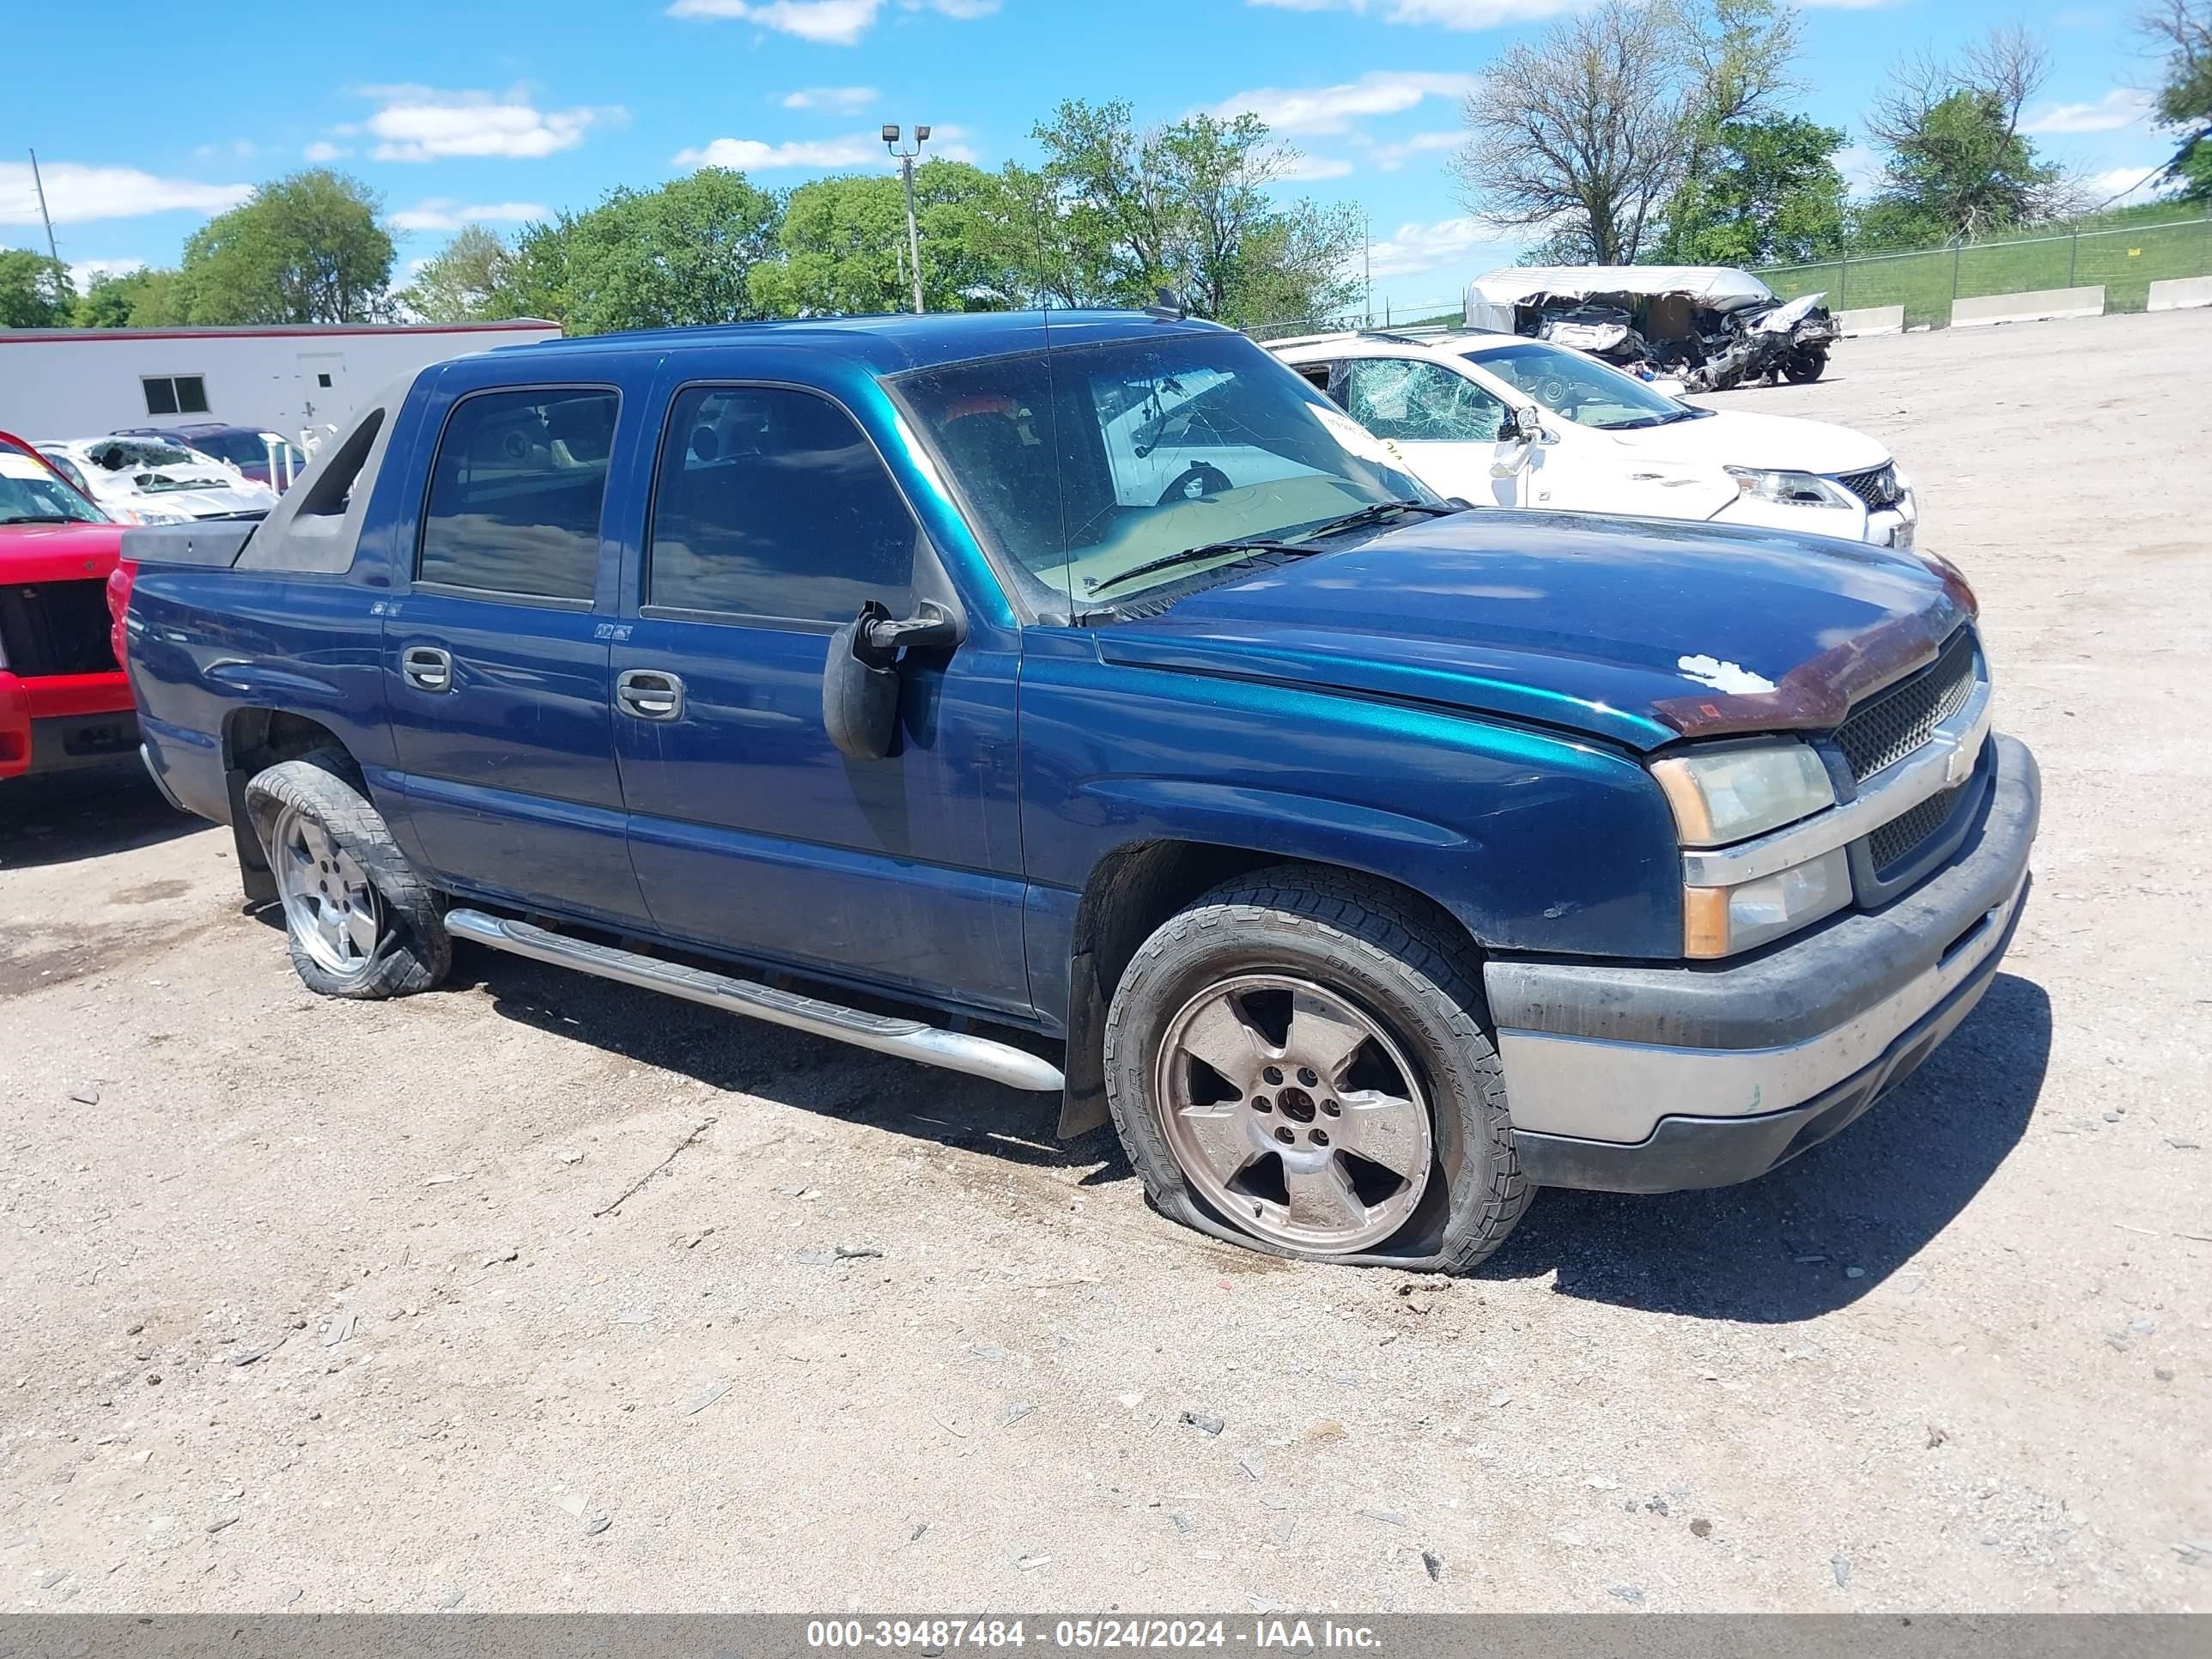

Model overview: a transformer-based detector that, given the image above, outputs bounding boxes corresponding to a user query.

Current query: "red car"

[0,428,139,782]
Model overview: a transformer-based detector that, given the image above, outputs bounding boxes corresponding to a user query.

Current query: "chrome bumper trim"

[1495,871,2027,1145]
[1683,672,1991,889]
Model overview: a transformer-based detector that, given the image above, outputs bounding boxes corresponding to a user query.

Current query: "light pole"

[883,124,930,315]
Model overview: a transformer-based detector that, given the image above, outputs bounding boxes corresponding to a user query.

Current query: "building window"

[143,375,210,416]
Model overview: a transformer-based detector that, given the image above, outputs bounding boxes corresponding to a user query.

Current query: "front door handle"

[401,645,453,693]
[617,668,685,722]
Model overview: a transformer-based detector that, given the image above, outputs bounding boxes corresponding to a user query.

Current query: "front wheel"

[1103,866,1529,1273]
[245,750,450,999]
[1784,347,1827,384]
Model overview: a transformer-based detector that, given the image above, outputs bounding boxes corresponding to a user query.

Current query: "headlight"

[126,507,191,525]
[1724,466,1856,509]
[1650,742,1834,846]
[1683,847,1852,957]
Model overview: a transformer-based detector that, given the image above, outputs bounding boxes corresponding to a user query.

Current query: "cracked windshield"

[897,332,1426,611]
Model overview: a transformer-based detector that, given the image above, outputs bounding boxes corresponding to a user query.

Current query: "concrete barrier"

[1837,305,1905,337]
[1951,286,2105,327]
[2148,276,2212,313]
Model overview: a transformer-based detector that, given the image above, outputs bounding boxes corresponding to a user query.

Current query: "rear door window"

[417,388,618,602]
[645,385,918,623]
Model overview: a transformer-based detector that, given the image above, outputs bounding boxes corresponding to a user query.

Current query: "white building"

[0,319,562,446]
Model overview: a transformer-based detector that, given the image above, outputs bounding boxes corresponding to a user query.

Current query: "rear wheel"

[246,750,450,999]
[1103,866,1530,1273]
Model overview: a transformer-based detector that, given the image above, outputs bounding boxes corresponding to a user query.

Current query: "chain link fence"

[1757,216,2212,329]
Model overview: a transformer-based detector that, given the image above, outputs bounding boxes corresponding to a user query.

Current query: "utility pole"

[27,149,61,266]
[883,124,931,315]
[1362,210,1373,328]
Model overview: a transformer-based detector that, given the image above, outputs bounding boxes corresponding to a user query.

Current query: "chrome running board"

[444,908,1065,1093]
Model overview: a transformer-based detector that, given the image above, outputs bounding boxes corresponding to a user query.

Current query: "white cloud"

[389,198,549,233]
[2081,164,2180,206]
[1365,129,1461,171]
[356,85,624,162]
[70,258,146,295]
[2021,88,2155,135]
[1280,154,1357,180]
[1213,70,1478,135]
[1364,215,1509,280]
[782,85,879,111]
[676,123,975,170]
[1835,143,1883,197]
[1248,0,1592,26]
[303,140,353,162]
[0,161,252,226]
[666,0,998,45]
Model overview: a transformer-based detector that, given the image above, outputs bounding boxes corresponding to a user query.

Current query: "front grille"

[0,580,117,678]
[1835,464,1902,509]
[1834,630,1977,782]
[1869,781,1967,876]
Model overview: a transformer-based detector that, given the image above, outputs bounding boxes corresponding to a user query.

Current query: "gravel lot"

[3,309,2208,1615]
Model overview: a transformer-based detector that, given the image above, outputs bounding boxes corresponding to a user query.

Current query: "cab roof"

[497,308,1232,377]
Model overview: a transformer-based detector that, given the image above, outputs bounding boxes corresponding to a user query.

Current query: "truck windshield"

[895,331,1427,611]
[1471,341,1704,431]
[0,453,108,525]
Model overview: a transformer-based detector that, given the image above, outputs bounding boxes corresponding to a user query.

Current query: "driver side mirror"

[822,599,963,762]
[1504,404,1545,444]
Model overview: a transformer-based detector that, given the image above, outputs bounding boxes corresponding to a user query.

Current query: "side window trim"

[637,376,945,629]
[411,380,622,605]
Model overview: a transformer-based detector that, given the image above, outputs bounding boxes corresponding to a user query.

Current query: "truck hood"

[1614,408,1891,476]
[1094,510,1974,752]
[0,520,129,584]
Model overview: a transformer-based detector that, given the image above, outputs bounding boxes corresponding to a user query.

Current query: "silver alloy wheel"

[1154,973,1434,1255]
[272,803,384,981]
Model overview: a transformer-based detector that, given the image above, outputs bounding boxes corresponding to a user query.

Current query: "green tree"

[398,225,514,322]
[0,249,75,327]
[1655,116,1848,264]
[1027,100,1360,325]
[491,169,781,336]
[176,169,394,324]
[2140,0,2212,199]
[72,267,187,327]
[750,161,1022,317]
[1865,27,2070,238]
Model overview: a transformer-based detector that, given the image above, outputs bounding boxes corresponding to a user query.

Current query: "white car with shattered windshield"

[1268,330,1917,549]
[34,436,279,526]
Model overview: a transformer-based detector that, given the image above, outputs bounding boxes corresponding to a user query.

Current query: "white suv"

[1268,330,1917,549]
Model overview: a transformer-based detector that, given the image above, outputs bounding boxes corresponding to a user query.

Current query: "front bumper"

[1486,732,2039,1194]
[1,670,139,781]
[1711,485,1917,548]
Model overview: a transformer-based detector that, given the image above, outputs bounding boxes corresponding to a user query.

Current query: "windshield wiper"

[1290,499,1461,542]
[1087,538,1314,598]
[0,514,74,526]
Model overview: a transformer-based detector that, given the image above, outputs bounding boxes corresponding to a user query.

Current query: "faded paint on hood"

[1613,408,1892,476]
[1095,509,1974,752]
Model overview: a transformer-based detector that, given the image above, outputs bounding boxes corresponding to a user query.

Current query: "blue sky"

[0,0,2180,315]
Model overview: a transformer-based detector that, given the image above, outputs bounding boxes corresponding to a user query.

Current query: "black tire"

[1102,864,1530,1273]
[243,749,450,1000]
[1784,348,1827,384]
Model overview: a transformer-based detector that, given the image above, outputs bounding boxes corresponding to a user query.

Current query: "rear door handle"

[616,668,685,722]
[401,646,453,693]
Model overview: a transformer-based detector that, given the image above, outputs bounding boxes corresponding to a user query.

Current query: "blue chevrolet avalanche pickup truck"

[117,310,2039,1273]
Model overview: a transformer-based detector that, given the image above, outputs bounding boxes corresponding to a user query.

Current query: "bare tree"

[1449,0,1692,264]
[1687,0,1804,131]
[1961,23,2054,131]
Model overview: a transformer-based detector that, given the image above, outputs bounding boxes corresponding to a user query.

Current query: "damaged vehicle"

[1269,329,1917,549]
[35,435,279,526]
[112,312,2033,1273]
[1464,265,1841,390]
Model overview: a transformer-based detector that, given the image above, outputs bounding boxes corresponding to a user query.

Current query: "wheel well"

[1054,840,1482,1138]
[222,710,355,904]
